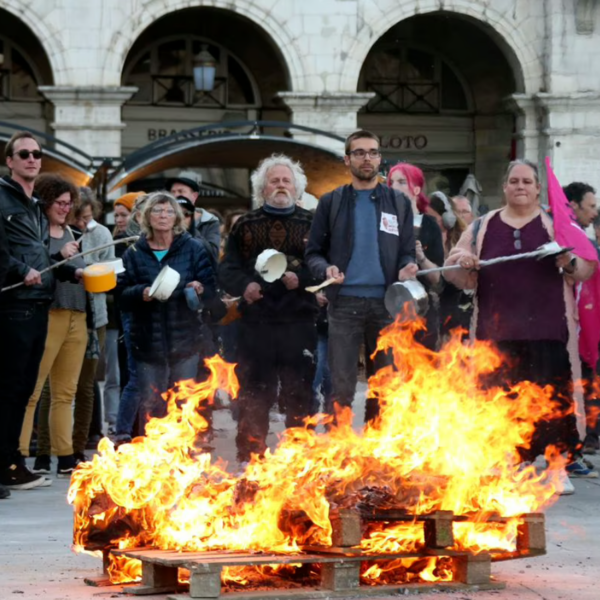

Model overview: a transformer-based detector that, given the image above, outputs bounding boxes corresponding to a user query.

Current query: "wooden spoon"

[305,277,339,294]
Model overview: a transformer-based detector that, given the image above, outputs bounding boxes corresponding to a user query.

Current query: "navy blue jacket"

[305,183,416,302]
[118,232,215,363]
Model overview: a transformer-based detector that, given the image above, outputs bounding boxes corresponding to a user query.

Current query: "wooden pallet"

[93,511,545,599]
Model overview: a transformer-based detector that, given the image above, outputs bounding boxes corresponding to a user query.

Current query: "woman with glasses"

[117,192,216,429]
[19,174,87,478]
[444,159,598,490]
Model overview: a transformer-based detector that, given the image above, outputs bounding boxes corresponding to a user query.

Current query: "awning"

[108,121,351,199]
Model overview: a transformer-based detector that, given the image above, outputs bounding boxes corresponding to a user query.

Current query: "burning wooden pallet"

[92,510,545,599]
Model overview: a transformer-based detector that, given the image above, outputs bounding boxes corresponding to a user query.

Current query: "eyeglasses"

[348,149,381,159]
[513,229,522,250]
[54,201,73,210]
[150,208,176,216]
[12,149,43,160]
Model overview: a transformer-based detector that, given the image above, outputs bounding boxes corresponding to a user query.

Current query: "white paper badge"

[380,212,399,236]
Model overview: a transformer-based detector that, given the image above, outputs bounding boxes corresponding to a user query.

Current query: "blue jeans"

[137,354,199,429]
[312,333,332,413]
[115,313,140,437]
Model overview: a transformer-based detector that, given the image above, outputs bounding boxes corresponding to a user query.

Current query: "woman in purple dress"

[444,159,597,489]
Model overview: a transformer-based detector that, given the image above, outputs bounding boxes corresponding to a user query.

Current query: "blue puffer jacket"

[118,232,215,363]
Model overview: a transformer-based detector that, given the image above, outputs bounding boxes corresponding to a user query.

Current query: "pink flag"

[545,157,600,367]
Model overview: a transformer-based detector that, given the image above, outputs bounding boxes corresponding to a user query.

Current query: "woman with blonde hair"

[117,192,216,431]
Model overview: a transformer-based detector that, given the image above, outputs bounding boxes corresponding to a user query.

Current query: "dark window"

[123,36,256,108]
[361,45,468,114]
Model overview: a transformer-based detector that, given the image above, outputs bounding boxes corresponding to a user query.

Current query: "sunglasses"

[12,149,43,160]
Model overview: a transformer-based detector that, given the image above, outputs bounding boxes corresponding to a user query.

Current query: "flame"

[70,320,563,588]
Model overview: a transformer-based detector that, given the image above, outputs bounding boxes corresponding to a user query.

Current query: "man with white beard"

[219,154,318,464]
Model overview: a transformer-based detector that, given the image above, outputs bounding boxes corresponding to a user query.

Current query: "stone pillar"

[277,92,375,154]
[535,92,600,190]
[38,86,137,159]
[505,93,542,164]
[507,92,600,190]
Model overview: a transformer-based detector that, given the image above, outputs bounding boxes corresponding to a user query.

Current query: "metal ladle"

[384,242,573,318]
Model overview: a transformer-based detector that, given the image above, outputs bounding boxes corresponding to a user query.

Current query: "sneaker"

[554,469,575,495]
[57,455,76,478]
[32,454,51,474]
[74,452,89,465]
[1,463,47,490]
[0,484,10,499]
[566,457,599,478]
[37,476,52,487]
[583,444,598,455]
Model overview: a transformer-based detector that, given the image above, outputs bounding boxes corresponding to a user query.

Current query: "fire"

[70,318,564,588]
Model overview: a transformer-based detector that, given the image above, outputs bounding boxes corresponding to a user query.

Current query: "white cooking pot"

[255,249,287,283]
[149,265,181,301]
[101,258,126,274]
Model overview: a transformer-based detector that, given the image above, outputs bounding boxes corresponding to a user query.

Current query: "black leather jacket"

[0,176,74,304]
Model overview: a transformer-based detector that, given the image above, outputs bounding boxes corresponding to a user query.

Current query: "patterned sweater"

[219,205,317,322]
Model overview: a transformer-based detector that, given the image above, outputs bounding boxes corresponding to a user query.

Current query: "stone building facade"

[1,0,600,206]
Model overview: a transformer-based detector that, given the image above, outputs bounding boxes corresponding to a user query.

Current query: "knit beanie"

[114,191,144,212]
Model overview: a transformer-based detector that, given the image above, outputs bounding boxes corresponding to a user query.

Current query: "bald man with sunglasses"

[0,131,80,496]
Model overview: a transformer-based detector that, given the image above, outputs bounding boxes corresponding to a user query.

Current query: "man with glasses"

[451,195,475,225]
[0,132,79,496]
[306,130,417,422]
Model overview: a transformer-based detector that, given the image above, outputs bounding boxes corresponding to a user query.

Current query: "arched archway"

[117,6,300,204]
[102,0,305,90]
[0,3,62,82]
[351,7,533,207]
[0,7,55,133]
[340,1,536,94]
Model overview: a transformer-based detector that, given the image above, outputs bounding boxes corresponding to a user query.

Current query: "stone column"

[505,93,542,164]
[277,92,375,154]
[535,92,600,189]
[506,91,600,191]
[38,86,137,159]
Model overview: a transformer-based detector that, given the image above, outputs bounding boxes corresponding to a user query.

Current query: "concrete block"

[188,563,222,599]
[423,511,454,549]
[321,561,361,591]
[142,562,179,589]
[454,552,492,585]
[330,509,362,547]
[517,513,546,552]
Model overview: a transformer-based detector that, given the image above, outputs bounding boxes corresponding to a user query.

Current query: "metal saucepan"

[384,279,429,319]
[385,242,573,319]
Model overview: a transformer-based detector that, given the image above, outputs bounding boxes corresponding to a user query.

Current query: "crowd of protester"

[1,128,599,501]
